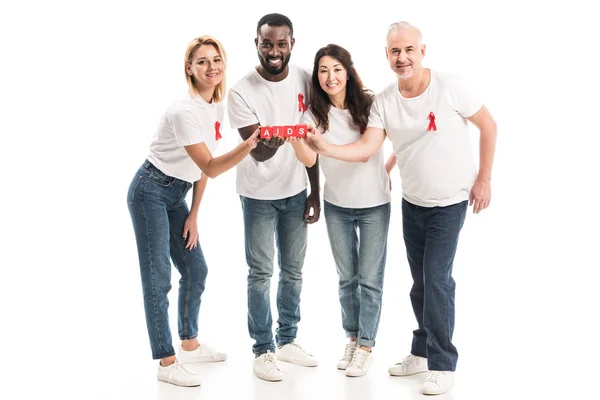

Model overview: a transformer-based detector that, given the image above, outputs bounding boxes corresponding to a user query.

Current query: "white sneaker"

[253,350,283,382]
[420,370,454,395]
[276,342,318,367]
[345,348,373,377]
[388,354,428,376]
[178,343,227,363]
[157,359,202,387]
[337,342,357,370]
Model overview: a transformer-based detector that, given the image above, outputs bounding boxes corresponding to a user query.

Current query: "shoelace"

[425,371,444,382]
[398,354,417,366]
[350,349,369,368]
[288,342,312,356]
[263,351,276,364]
[172,360,194,376]
[342,343,357,361]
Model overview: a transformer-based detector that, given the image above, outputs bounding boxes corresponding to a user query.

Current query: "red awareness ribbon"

[427,112,437,132]
[215,121,222,140]
[298,93,307,112]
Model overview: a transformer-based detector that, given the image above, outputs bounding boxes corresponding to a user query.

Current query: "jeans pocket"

[127,175,143,205]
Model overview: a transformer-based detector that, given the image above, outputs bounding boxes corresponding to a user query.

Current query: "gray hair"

[387,21,422,41]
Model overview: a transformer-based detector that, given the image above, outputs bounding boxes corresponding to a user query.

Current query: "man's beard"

[259,53,291,75]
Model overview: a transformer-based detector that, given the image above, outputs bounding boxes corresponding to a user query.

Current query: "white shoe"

[345,348,372,377]
[388,354,428,376]
[276,342,318,367]
[337,342,357,370]
[420,370,454,395]
[178,343,227,363]
[157,359,202,387]
[253,350,283,382]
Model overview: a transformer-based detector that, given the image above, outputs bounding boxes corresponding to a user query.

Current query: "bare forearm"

[291,141,317,167]
[204,142,251,178]
[306,158,320,195]
[250,142,279,162]
[477,127,497,181]
[189,174,208,218]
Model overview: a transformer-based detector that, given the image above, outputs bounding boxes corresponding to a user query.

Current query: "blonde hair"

[184,35,227,102]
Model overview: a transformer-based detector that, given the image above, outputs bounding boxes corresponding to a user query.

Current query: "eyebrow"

[319,63,342,68]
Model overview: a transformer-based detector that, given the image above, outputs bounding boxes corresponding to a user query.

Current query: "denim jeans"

[324,201,391,348]
[240,190,307,356]
[402,198,467,371]
[127,160,208,360]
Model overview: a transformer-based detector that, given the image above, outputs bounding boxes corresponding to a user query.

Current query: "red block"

[294,124,308,138]
[283,126,296,138]
[272,126,284,137]
[260,126,273,139]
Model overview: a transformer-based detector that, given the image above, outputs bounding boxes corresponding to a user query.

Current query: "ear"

[290,37,295,50]
[185,63,193,76]
[254,37,258,47]
[421,44,426,58]
[385,47,389,60]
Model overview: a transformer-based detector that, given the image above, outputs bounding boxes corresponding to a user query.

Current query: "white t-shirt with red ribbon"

[368,70,483,208]
[302,107,390,209]
[228,64,311,200]
[148,95,224,183]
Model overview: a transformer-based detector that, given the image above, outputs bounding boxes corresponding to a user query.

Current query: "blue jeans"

[324,201,391,348]
[402,199,467,371]
[127,160,208,360]
[240,190,308,356]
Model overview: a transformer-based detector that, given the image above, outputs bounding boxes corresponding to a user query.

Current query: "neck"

[257,65,289,82]
[196,86,214,103]
[398,68,430,98]
[329,91,346,109]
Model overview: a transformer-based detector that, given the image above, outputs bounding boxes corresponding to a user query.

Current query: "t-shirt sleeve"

[367,98,385,129]
[169,109,205,146]
[300,109,316,127]
[227,88,259,129]
[450,75,484,118]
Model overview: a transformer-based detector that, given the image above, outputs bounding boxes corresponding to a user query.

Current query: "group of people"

[127,13,497,396]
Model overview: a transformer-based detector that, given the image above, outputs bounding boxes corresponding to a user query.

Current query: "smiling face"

[255,24,294,76]
[186,44,224,92]
[386,27,426,80]
[317,55,347,101]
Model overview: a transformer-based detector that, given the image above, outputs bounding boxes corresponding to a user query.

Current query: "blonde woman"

[127,35,259,387]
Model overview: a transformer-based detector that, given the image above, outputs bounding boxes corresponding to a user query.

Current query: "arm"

[304,158,320,223]
[182,174,208,250]
[288,137,317,167]
[467,105,497,213]
[305,126,386,162]
[184,129,260,179]
[237,124,285,162]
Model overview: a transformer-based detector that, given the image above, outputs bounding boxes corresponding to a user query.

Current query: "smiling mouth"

[326,83,338,87]
[268,58,282,65]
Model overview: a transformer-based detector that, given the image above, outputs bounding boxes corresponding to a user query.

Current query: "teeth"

[327,83,338,87]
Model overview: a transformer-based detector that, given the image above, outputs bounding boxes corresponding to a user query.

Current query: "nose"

[269,47,282,57]
[398,52,408,62]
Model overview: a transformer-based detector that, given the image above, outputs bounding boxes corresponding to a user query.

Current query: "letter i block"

[260,126,272,139]
[272,126,284,138]
[294,124,308,138]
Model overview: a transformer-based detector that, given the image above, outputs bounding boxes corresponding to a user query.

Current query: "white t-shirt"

[228,65,311,200]
[368,70,482,207]
[303,108,390,208]
[147,96,224,183]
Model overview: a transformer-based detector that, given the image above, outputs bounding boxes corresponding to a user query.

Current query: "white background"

[1,0,599,399]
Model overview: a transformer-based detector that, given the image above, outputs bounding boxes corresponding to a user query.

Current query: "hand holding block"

[283,126,296,138]
[260,126,273,139]
[294,124,308,138]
